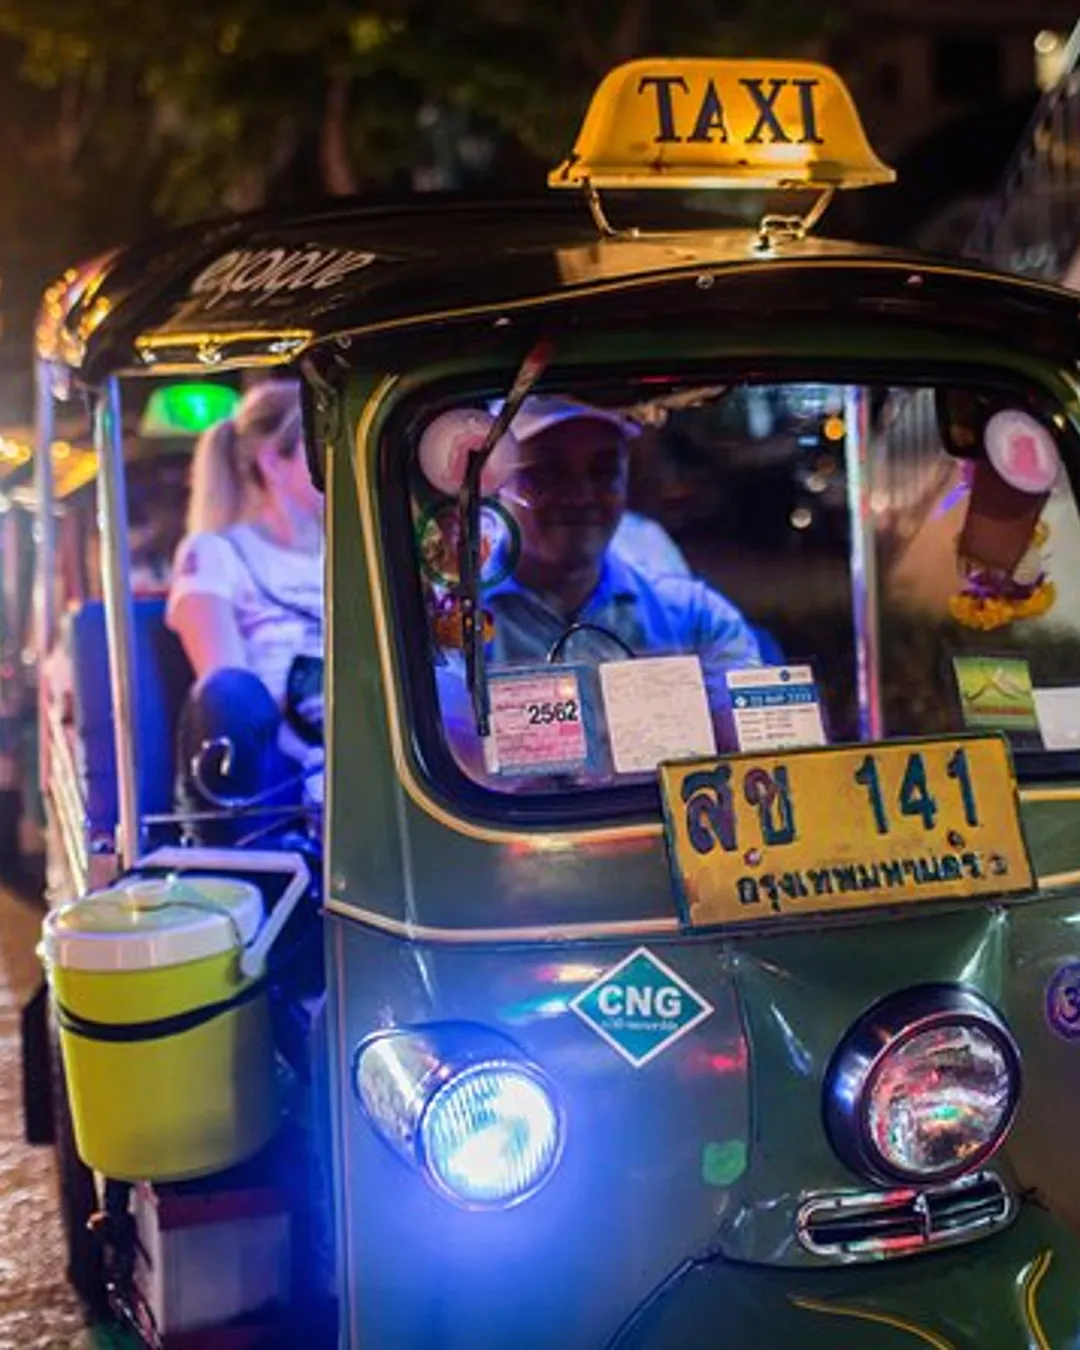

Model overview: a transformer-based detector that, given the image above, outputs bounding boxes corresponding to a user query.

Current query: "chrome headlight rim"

[415,1056,565,1211]
[353,1021,565,1211]
[823,984,1022,1187]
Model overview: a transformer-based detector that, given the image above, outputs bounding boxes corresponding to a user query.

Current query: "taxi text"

[638,74,824,146]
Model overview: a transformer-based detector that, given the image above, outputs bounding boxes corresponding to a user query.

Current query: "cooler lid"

[43,875,265,972]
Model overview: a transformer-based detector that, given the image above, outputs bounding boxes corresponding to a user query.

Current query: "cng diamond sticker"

[570,947,714,1067]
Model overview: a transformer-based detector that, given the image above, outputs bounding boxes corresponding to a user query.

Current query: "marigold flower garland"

[949,522,1056,631]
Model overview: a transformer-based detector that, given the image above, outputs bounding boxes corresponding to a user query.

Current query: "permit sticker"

[952,654,1040,737]
[599,655,716,775]
[1046,961,1080,1040]
[484,667,589,776]
[1033,687,1080,751]
[570,947,714,1067]
[726,664,827,752]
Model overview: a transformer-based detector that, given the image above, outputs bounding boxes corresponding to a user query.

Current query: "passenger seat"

[66,598,193,846]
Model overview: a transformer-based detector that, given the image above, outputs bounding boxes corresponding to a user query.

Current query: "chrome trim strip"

[137,844,312,879]
[43,799,85,903]
[795,1171,1015,1263]
[788,1293,958,1349]
[322,894,680,944]
[1021,1249,1054,1350]
[44,705,89,892]
[1036,868,1080,891]
[325,868,1080,943]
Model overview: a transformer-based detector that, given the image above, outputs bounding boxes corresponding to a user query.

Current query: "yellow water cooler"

[42,874,280,1182]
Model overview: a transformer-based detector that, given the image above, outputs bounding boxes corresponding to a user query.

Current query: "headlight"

[355,1023,563,1209]
[421,1063,560,1206]
[824,985,1021,1186]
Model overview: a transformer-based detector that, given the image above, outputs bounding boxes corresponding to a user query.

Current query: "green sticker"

[952,654,1039,734]
[702,1139,747,1187]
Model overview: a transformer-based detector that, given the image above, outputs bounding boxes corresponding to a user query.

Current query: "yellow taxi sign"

[659,735,1033,930]
[550,58,895,192]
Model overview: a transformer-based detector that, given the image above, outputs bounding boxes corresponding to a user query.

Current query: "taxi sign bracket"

[584,182,620,239]
[754,188,835,251]
[578,178,836,247]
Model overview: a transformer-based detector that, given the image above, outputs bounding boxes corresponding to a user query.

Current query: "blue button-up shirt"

[483,550,761,674]
[435,549,761,784]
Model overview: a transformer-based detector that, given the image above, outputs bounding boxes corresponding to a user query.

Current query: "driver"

[486,395,761,673]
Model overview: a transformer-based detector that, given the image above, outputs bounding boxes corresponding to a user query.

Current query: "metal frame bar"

[32,359,59,804]
[32,360,57,659]
[844,383,883,741]
[94,376,142,867]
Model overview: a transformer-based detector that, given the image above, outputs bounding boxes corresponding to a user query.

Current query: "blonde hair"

[185,379,303,534]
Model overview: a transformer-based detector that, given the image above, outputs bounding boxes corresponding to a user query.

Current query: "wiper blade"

[458,337,552,737]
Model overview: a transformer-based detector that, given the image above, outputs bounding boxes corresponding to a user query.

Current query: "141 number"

[853,749,978,836]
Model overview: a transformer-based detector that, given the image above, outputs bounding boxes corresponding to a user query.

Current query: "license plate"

[658,734,1034,928]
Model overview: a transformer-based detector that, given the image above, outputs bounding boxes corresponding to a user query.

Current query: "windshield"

[396,375,1080,807]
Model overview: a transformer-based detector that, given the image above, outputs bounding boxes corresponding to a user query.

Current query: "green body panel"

[1000,895,1080,1236]
[325,381,408,914]
[721,906,1009,1262]
[323,309,1080,1345]
[325,885,1080,1344]
[614,1201,1080,1348]
[1019,794,1080,876]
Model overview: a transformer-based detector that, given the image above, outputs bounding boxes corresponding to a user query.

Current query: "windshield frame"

[379,352,1080,832]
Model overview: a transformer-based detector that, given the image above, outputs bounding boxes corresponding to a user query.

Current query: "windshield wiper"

[458,337,552,737]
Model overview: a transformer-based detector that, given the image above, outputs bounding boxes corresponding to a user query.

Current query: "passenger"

[488,395,759,671]
[166,379,323,834]
[436,396,759,780]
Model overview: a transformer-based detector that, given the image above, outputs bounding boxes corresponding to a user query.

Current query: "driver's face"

[504,418,629,573]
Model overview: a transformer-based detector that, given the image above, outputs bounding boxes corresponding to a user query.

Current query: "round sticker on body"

[984,409,1062,495]
[1045,960,1080,1039]
[416,498,519,590]
[417,408,516,496]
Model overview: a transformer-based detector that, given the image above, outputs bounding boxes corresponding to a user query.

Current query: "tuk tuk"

[1,259,241,884]
[27,57,1080,1348]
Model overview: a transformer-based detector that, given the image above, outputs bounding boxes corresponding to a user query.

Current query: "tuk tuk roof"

[35,199,1080,382]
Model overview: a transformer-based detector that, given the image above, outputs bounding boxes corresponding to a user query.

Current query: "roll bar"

[94,377,143,867]
[32,360,57,656]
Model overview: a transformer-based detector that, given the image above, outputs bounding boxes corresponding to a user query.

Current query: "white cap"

[503,396,640,445]
[42,875,264,972]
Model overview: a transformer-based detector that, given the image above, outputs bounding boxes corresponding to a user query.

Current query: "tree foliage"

[0,0,841,414]
[0,0,841,218]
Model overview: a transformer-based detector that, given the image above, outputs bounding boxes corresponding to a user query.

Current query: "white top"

[167,522,323,705]
[43,876,265,972]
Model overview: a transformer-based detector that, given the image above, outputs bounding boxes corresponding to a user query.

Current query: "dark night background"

[0,0,1074,426]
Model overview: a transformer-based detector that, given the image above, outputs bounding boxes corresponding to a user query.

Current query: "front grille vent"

[795,1171,1014,1262]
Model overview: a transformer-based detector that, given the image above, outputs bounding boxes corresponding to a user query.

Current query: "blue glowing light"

[420,1065,560,1207]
